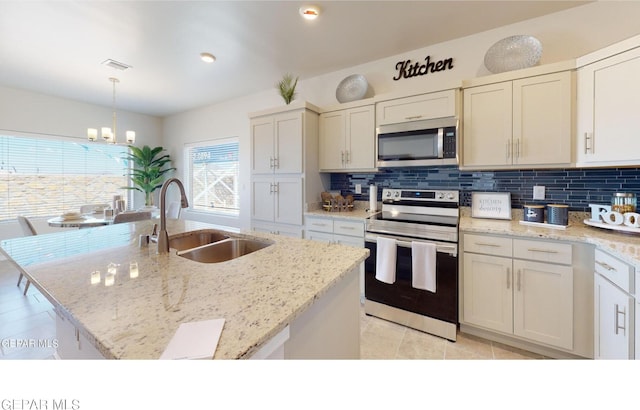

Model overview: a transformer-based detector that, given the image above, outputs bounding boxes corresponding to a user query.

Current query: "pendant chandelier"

[87,77,135,144]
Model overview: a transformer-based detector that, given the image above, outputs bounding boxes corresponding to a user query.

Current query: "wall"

[330,167,640,212]
[161,1,640,230]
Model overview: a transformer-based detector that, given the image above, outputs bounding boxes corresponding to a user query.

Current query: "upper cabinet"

[462,70,574,169]
[251,110,306,174]
[319,104,375,172]
[375,89,458,126]
[576,44,640,167]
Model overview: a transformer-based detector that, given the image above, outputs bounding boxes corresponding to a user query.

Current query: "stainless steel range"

[364,188,459,341]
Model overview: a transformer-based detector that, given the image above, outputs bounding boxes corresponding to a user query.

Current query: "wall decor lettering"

[393,56,454,81]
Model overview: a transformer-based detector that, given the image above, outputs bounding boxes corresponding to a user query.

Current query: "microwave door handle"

[437,127,444,158]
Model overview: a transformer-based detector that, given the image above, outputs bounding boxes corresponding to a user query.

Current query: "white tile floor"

[0,260,542,360]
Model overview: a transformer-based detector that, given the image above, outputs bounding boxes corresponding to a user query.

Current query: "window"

[0,133,129,222]
[185,138,239,216]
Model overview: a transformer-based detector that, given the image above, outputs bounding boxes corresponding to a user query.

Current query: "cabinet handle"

[405,115,423,120]
[312,223,328,227]
[273,157,279,169]
[341,151,345,165]
[345,151,350,164]
[517,269,522,292]
[339,226,356,230]
[506,267,511,289]
[595,260,616,272]
[615,304,626,335]
[274,182,279,194]
[269,157,274,169]
[474,242,500,247]
[584,132,593,154]
[527,248,558,254]
[515,139,520,159]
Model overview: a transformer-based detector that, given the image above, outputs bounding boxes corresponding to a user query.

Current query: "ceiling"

[0,1,589,117]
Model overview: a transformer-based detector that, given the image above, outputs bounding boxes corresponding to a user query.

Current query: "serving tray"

[584,219,640,235]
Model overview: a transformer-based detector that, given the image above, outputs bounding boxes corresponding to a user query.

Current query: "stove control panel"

[382,188,459,203]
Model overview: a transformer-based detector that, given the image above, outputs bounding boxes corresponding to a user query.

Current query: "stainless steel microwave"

[376,116,458,168]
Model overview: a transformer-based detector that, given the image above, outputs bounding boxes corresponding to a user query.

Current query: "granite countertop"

[460,208,640,270]
[305,200,380,221]
[0,219,369,359]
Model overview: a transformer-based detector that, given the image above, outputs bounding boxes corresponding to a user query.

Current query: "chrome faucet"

[156,177,189,254]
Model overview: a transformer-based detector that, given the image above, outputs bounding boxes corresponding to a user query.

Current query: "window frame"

[183,137,240,219]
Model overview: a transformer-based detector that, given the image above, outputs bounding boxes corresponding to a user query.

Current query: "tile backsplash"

[330,166,640,211]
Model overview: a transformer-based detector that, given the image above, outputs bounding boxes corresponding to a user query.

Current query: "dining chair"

[113,211,152,224]
[166,200,181,219]
[16,216,37,295]
[80,203,110,214]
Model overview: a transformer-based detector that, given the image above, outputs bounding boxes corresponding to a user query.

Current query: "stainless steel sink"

[177,238,272,263]
[168,230,229,251]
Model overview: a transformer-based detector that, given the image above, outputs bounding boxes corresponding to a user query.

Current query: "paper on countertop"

[159,318,225,360]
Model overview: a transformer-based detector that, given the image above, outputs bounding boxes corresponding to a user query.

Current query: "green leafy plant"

[123,145,176,207]
[276,73,298,104]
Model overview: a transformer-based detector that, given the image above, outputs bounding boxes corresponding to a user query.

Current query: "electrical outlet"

[533,185,545,200]
[355,184,362,194]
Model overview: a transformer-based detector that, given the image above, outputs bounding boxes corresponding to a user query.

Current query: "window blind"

[0,134,129,221]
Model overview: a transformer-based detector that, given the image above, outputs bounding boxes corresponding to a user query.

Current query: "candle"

[129,261,139,279]
[87,128,98,141]
[90,270,101,285]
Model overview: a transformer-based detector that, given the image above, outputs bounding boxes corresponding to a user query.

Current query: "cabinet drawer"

[513,239,572,265]
[333,219,364,237]
[305,216,333,233]
[463,233,512,257]
[595,249,634,293]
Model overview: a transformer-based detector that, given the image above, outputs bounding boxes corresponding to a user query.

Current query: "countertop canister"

[547,204,569,226]
[523,204,544,223]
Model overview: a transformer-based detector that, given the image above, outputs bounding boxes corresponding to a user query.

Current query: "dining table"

[47,214,114,228]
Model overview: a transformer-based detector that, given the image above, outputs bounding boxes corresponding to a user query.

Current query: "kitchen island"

[0,219,368,359]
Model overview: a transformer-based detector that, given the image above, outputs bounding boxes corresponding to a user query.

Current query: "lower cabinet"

[305,214,365,301]
[461,233,592,357]
[593,249,635,359]
[56,311,105,360]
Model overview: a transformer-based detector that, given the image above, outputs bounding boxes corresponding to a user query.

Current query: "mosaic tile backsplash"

[330,166,640,211]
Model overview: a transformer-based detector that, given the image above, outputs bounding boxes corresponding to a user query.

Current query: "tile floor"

[0,259,542,360]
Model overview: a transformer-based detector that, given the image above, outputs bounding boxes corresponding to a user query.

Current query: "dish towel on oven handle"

[375,236,397,284]
[411,241,437,292]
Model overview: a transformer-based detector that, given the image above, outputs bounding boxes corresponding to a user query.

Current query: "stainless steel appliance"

[365,188,459,341]
[376,117,458,168]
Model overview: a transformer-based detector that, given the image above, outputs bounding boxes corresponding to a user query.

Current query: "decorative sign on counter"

[393,55,454,81]
[471,192,511,220]
[584,203,640,234]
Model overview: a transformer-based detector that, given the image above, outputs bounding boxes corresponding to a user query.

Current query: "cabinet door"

[306,230,333,243]
[576,47,640,165]
[594,274,633,359]
[462,253,513,333]
[273,176,302,225]
[513,72,572,166]
[251,117,275,174]
[513,260,574,350]
[274,112,303,174]
[376,90,457,126]
[251,176,275,222]
[462,82,513,167]
[345,105,375,170]
[319,111,346,170]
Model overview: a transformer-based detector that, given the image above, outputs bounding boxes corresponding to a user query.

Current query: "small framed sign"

[471,192,512,220]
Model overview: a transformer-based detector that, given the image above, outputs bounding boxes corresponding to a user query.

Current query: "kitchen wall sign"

[393,55,454,81]
[471,192,512,220]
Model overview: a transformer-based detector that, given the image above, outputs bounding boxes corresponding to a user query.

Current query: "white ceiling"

[0,1,589,117]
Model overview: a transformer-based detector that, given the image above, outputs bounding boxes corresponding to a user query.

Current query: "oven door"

[364,235,458,324]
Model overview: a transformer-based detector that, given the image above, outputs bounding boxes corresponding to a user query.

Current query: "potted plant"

[276,73,298,104]
[123,145,176,208]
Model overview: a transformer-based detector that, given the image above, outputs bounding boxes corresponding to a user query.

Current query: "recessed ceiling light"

[200,52,216,63]
[299,6,320,20]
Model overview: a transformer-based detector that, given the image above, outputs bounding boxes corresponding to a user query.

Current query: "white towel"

[412,241,437,293]
[375,236,397,284]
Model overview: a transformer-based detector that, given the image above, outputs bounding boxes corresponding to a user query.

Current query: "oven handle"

[366,234,457,256]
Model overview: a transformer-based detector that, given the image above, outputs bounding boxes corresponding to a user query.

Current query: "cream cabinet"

[462,233,574,351]
[56,311,104,359]
[576,45,640,167]
[462,71,573,169]
[319,104,375,171]
[375,89,458,126]
[593,249,635,359]
[249,102,323,238]
[305,214,366,300]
